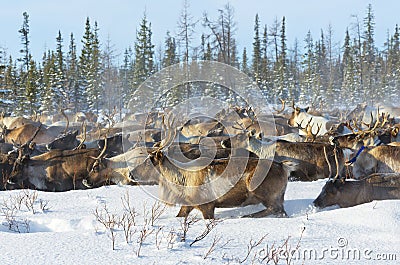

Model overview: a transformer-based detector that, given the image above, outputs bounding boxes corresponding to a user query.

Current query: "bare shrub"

[250,227,306,265]
[150,201,166,226]
[22,190,38,214]
[93,203,120,250]
[38,199,50,212]
[0,190,45,233]
[135,224,154,257]
[0,198,31,233]
[121,191,137,226]
[155,226,164,250]
[190,219,221,246]
[165,228,177,249]
[203,234,223,259]
[239,233,269,264]
[120,191,138,243]
[134,202,157,257]
[120,211,136,244]
[179,215,200,242]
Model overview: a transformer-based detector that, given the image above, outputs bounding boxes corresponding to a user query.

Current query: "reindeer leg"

[243,190,288,218]
[176,206,194,218]
[197,203,215,219]
[243,206,288,218]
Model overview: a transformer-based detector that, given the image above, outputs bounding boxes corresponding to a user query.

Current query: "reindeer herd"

[0,100,400,219]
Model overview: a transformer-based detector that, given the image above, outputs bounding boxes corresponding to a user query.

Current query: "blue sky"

[0,0,399,63]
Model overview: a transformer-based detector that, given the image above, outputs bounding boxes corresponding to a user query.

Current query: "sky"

[1,0,400,63]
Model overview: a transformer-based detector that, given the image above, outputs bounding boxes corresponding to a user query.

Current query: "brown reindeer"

[314,172,400,208]
[347,145,400,179]
[8,147,103,191]
[221,130,347,181]
[1,124,63,144]
[131,116,297,219]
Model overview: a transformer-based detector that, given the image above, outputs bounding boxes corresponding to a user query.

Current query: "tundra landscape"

[1,1,400,264]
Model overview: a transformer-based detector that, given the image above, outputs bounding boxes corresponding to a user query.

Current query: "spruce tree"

[55,30,67,109]
[0,48,8,110]
[79,18,104,112]
[361,4,377,103]
[79,17,92,112]
[259,25,269,92]
[162,31,178,67]
[341,29,358,107]
[66,33,81,112]
[120,48,133,106]
[252,14,262,85]
[2,56,18,112]
[389,25,400,101]
[18,12,30,73]
[41,50,57,113]
[24,55,40,115]
[277,17,288,99]
[300,31,315,104]
[132,13,154,91]
[88,21,103,113]
[241,47,249,76]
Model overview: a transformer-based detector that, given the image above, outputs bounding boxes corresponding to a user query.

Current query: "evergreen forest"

[0,3,399,116]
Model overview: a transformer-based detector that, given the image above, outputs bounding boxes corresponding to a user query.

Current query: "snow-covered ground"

[0,180,399,265]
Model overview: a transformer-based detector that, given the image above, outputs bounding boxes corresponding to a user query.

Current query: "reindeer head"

[86,137,109,187]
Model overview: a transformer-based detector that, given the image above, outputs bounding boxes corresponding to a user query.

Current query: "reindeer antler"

[155,113,176,153]
[74,121,87,150]
[94,136,108,160]
[297,117,313,132]
[273,98,286,114]
[290,99,295,109]
[362,117,380,135]
[306,123,322,142]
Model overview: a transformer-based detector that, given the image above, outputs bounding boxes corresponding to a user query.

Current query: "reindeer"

[130,116,297,219]
[346,145,400,179]
[287,102,334,136]
[313,172,400,208]
[84,138,143,187]
[329,112,394,149]
[296,117,323,142]
[221,130,347,181]
[7,147,103,191]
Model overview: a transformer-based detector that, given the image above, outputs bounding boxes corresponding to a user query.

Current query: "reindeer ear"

[295,107,301,112]
[305,107,310,112]
[256,132,263,140]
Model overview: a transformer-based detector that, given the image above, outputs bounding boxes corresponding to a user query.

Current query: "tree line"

[0,3,399,116]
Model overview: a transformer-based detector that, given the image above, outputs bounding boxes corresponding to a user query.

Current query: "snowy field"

[0,180,399,265]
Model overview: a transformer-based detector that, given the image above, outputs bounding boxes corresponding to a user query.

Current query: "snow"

[0,180,399,265]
